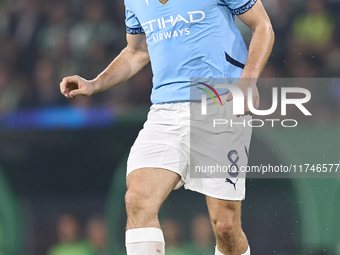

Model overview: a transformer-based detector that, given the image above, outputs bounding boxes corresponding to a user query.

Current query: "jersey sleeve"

[219,0,258,15]
[125,5,144,34]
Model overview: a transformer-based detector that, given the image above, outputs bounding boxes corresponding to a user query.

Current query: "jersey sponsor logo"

[152,28,190,42]
[142,11,205,42]
[142,11,205,33]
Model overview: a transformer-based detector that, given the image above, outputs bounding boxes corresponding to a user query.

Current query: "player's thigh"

[206,196,242,229]
[126,167,181,210]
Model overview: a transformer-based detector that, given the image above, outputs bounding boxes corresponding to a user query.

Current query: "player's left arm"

[227,0,274,112]
[239,0,274,79]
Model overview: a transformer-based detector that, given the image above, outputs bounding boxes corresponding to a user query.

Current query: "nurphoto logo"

[198,83,312,128]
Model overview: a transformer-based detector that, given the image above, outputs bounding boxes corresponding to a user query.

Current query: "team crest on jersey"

[159,0,169,4]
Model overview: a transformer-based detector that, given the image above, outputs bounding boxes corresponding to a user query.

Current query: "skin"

[60,1,274,254]
[227,0,275,116]
[125,168,180,230]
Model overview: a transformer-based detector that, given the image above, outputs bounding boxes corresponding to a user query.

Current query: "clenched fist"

[60,75,96,99]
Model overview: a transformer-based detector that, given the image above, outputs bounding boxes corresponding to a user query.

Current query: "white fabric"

[215,246,224,255]
[127,95,252,200]
[125,228,165,245]
[126,228,165,255]
[242,245,251,255]
[215,245,250,255]
[126,242,165,255]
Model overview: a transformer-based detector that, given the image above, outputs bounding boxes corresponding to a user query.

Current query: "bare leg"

[125,167,180,229]
[206,196,249,255]
[125,168,180,255]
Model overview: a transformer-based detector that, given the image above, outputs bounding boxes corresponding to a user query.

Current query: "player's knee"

[125,189,155,216]
[214,219,236,241]
[125,190,143,213]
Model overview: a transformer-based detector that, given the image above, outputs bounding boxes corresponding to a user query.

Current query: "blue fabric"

[124,0,255,103]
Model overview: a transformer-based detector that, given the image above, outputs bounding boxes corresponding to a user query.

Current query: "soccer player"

[60,0,274,254]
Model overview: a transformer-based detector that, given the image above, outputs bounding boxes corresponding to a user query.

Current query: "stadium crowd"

[47,214,108,255]
[47,213,215,255]
[0,0,340,119]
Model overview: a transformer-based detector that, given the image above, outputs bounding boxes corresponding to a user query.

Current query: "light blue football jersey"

[125,0,257,104]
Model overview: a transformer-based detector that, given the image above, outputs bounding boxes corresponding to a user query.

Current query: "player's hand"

[60,75,96,99]
[226,79,259,116]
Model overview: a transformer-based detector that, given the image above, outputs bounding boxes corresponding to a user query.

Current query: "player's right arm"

[60,33,149,99]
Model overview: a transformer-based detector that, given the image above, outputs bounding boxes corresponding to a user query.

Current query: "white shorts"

[127,95,252,200]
